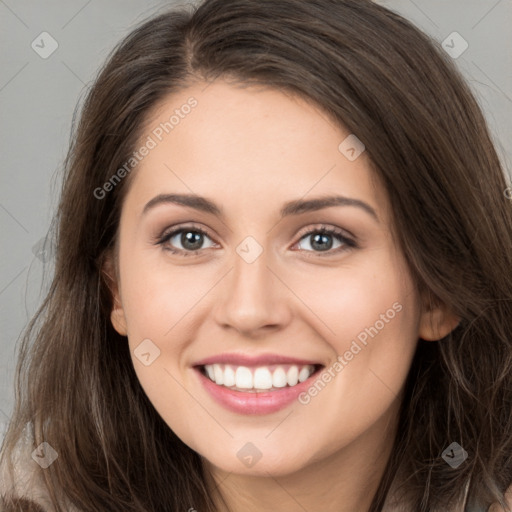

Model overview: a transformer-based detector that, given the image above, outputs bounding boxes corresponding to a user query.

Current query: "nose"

[213,246,292,337]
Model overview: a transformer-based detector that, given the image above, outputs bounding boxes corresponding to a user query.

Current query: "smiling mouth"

[198,363,324,392]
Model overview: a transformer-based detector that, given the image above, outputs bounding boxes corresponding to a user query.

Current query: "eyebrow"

[142,193,379,222]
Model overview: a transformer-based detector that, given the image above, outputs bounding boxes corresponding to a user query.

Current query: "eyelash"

[155,223,357,258]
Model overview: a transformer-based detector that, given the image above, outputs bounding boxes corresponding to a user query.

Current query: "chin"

[203,448,311,477]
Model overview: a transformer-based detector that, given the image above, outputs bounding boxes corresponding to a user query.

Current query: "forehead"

[122,79,388,223]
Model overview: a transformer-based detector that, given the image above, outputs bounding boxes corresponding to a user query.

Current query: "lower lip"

[194,366,322,415]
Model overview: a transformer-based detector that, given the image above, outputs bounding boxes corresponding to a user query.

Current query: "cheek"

[119,246,210,341]
[291,253,421,404]
[289,257,417,350]
[117,254,208,435]
[290,263,419,452]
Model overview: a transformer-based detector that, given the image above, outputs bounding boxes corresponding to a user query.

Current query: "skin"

[107,79,459,512]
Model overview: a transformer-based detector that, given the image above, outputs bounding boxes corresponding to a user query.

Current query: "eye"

[293,225,357,256]
[155,224,217,256]
[155,223,357,257]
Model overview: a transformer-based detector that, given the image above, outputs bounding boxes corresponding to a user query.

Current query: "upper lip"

[193,353,323,367]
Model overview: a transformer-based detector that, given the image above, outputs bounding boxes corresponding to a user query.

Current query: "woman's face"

[108,79,441,479]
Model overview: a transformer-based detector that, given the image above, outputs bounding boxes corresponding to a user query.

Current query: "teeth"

[206,365,215,381]
[272,367,287,388]
[235,367,253,389]
[213,364,224,385]
[287,366,299,386]
[223,365,236,387]
[298,366,311,382]
[253,367,273,389]
[203,363,317,391]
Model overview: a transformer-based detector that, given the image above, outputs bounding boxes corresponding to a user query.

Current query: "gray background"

[1,0,511,437]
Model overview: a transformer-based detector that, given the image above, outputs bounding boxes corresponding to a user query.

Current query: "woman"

[1,0,512,510]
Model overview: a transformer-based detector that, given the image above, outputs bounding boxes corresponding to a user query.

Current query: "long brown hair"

[2,0,512,510]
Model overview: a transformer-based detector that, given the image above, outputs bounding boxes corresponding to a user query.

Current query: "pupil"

[179,231,333,252]
[312,233,332,251]
[182,231,203,250]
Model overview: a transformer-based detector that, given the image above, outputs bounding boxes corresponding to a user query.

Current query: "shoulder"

[0,496,49,511]
[381,471,512,512]
[0,424,57,512]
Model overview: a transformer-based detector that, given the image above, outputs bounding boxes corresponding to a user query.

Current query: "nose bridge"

[232,242,270,297]
[215,235,289,333]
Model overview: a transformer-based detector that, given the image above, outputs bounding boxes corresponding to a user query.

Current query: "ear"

[102,252,128,336]
[418,292,460,341]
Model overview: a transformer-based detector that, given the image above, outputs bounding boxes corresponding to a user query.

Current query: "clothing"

[0,425,62,512]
